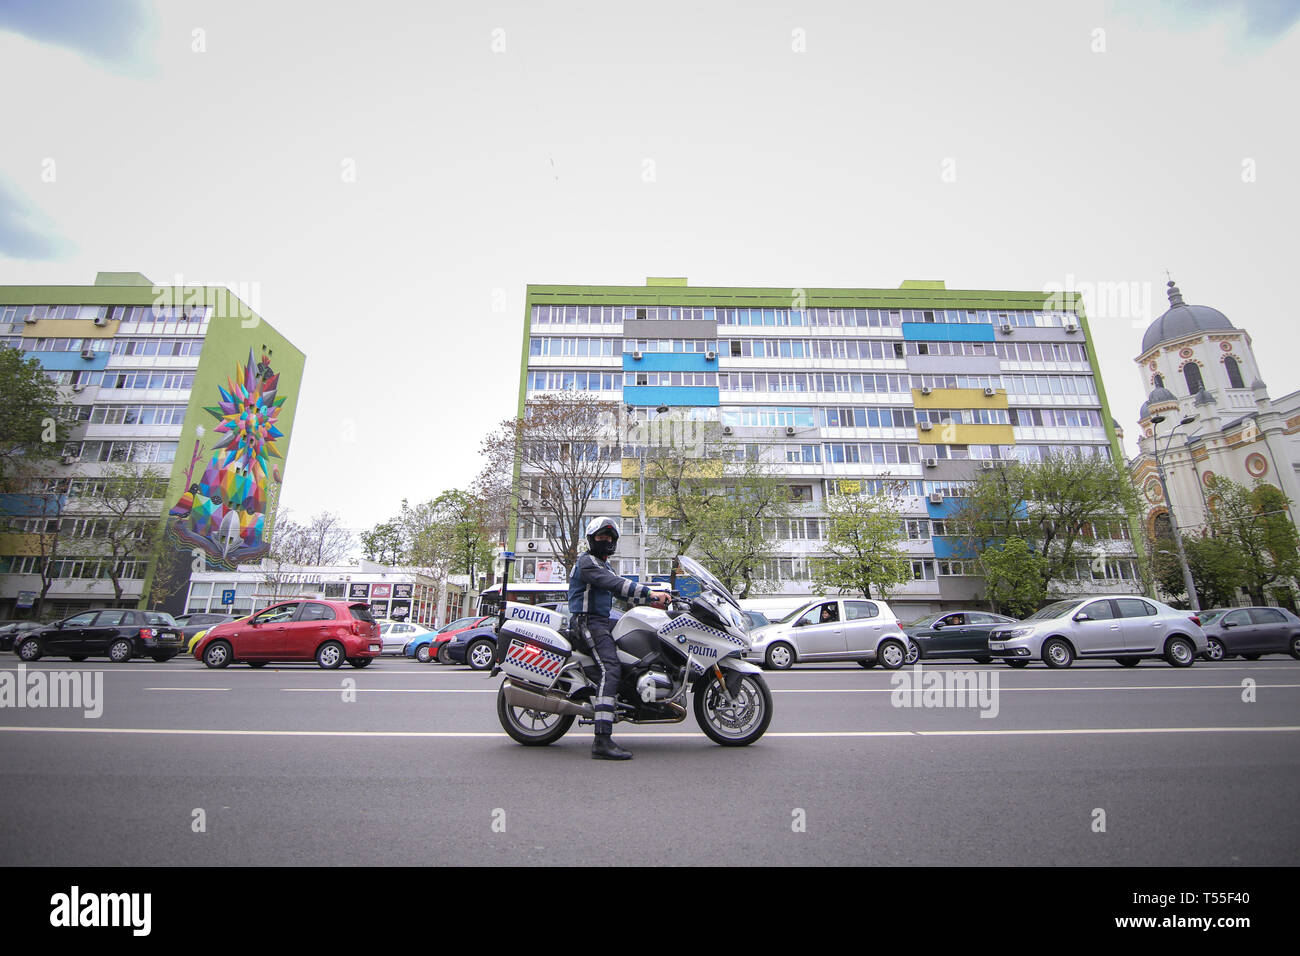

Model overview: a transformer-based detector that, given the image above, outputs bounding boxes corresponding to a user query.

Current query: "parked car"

[903,610,1020,664]
[173,612,237,640]
[416,616,493,663]
[741,610,771,631]
[16,609,186,663]
[0,621,43,653]
[194,600,381,669]
[744,598,911,670]
[444,621,503,669]
[1199,606,1300,661]
[375,620,433,657]
[986,595,1206,668]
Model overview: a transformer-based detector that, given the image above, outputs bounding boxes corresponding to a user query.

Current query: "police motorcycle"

[490,556,773,747]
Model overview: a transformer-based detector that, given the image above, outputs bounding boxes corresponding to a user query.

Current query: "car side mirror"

[932,621,944,630]
[250,619,261,627]
[1073,613,1090,622]
[55,621,65,630]
[1223,620,1237,628]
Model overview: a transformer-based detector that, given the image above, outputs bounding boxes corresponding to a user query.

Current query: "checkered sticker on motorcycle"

[502,637,566,686]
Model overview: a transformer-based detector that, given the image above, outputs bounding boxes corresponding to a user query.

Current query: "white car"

[377,620,434,656]
[986,595,1208,668]
[745,597,911,670]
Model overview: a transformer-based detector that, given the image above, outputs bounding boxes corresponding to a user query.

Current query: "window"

[800,602,839,626]
[1223,609,1251,627]
[63,611,100,626]
[1183,362,1204,394]
[94,610,129,626]
[299,603,337,622]
[1080,600,1116,620]
[844,601,879,620]
[1249,608,1286,625]
[1224,356,1245,389]
[1115,598,1156,618]
[253,604,299,625]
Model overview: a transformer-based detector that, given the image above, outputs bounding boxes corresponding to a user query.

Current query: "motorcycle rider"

[569,516,668,760]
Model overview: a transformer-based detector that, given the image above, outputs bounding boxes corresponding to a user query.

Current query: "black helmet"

[585,516,619,557]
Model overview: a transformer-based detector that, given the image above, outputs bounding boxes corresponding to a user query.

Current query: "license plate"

[369,644,380,652]
[989,642,1005,650]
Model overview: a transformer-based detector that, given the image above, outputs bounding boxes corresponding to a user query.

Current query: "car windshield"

[1024,601,1079,621]
[905,613,943,628]
[438,617,475,633]
[775,603,815,625]
[1198,608,1228,623]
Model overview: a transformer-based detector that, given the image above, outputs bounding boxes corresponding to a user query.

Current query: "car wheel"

[17,638,42,662]
[247,661,268,668]
[1242,653,1261,661]
[1042,638,1074,669]
[1006,659,1030,668]
[69,655,88,662]
[1204,638,1226,662]
[1290,636,1300,660]
[1116,656,1141,667]
[415,644,430,663]
[203,641,232,669]
[764,642,795,670]
[466,639,496,671]
[1164,636,1195,668]
[316,641,345,670]
[905,640,920,665]
[878,639,906,670]
[109,639,133,663]
[348,657,372,668]
[436,643,451,664]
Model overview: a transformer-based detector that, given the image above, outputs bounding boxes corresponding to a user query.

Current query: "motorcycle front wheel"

[693,671,773,746]
[496,683,575,746]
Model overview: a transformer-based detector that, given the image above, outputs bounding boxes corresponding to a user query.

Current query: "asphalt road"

[1,654,1298,866]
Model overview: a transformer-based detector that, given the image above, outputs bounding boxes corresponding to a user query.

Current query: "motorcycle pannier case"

[499,620,572,689]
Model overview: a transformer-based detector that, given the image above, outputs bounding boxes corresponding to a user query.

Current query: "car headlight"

[1005,628,1033,639]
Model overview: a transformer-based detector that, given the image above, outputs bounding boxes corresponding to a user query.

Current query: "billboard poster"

[389,600,411,621]
[371,583,392,600]
[392,584,412,600]
[348,583,370,601]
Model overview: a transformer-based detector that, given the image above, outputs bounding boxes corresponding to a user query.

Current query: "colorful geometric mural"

[168,346,287,565]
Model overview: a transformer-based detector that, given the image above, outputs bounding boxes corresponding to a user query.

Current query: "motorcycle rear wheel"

[693,671,773,746]
[496,684,575,746]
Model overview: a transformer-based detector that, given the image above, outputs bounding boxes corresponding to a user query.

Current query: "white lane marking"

[1,726,1297,739]
[145,687,230,692]
[281,688,494,694]
[773,684,1300,693]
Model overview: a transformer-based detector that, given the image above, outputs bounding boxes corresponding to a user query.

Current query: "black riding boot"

[591,733,633,760]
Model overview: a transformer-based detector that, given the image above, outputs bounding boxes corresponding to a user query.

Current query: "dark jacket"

[567,552,654,617]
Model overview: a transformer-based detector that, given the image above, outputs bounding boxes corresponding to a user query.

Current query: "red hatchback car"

[195,600,381,669]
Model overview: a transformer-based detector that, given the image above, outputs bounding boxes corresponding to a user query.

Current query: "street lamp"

[1149,413,1200,612]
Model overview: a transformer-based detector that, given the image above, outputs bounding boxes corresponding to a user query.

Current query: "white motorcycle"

[492,556,773,747]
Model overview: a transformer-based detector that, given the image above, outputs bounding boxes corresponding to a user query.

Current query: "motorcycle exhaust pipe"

[501,679,594,719]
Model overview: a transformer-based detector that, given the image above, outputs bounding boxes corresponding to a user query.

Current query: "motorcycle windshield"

[677,556,742,611]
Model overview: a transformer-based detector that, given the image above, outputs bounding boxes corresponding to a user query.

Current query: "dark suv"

[17,609,186,663]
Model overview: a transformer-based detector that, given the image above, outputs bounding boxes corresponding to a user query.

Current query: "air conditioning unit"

[72,383,85,392]
[632,351,643,360]
[1064,320,1079,333]
[919,422,933,431]
[923,458,938,469]
[983,386,996,396]
[526,541,537,552]
[980,461,996,470]
[929,492,944,505]
[1000,323,1013,334]
[24,315,38,324]
[80,348,95,360]
[785,426,796,436]
[520,499,532,509]
[60,455,78,466]
[705,350,717,361]
[920,386,932,395]
[722,425,734,435]
[93,316,108,327]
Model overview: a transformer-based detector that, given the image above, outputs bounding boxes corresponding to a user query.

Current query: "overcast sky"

[2,0,1297,536]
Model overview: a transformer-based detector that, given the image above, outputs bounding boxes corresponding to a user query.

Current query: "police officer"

[568,516,668,760]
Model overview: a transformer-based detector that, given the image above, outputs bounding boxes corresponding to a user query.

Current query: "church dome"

[1140,281,1235,354]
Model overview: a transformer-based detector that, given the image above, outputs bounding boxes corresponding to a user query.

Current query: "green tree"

[689,456,793,598]
[953,453,1141,595]
[977,537,1049,616]
[1150,533,1243,608]
[810,489,912,600]
[0,345,67,493]
[360,519,403,565]
[1206,478,1300,605]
